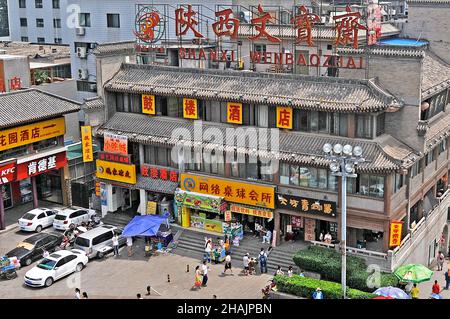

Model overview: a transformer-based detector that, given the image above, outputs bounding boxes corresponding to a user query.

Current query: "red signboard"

[141,164,179,182]
[16,152,67,181]
[98,152,131,164]
[0,161,16,185]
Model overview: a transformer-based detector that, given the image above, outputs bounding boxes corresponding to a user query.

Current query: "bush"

[274,274,376,299]
[292,246,398,292]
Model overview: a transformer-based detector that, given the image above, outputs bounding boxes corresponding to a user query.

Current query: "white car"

[24,249,88,287]
[53,207,96,231]
[18,208,58,232]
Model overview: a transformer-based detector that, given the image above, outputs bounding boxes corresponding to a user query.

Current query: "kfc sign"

[16,152,67,181]
[0,161,16,185]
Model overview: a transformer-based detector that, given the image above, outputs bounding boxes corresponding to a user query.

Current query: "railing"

[310,241,388,260]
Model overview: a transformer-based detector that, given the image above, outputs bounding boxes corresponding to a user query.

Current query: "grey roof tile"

[92,41,135,56]
[84,96,105,110]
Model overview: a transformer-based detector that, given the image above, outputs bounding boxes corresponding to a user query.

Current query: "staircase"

[101,211,135,228]
[172,226,306,274]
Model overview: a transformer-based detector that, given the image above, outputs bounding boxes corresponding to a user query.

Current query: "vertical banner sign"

[81,126,93,162]
[142,94,156,115]
[276,106,293,129]
[227,102,242,124]
[224,210,232,222]
[146,201,157,215]
[183,98,198,119]
[304,218,316,241]
[95,182,101,197]
[100,182,107,206]
[389,221,403,248]
[103,132,128,155]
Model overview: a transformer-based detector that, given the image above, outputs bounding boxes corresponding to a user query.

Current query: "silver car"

[73,225,126,259]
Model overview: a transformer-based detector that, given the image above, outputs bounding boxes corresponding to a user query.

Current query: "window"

[54,38,62,44]
[318,112,328,133]
[356,115,372,138]
[376,113,385,136]
[52,0,59,9]
[107,14,120,28]
[92,231,113,245]
[53,18,61,28]
[37,37,45,43]
[393,173,404,193]
[425,150,435,166]
[280,162,337,191]
[36,18,44,28]
[254,44,266,62]
[439,139,447,155]
[79,13,91,27]
[21,36,29,42]
[290,165,300,186]
[355,174,384,198]
[299,167,309,187]
[19,0,26,8]
[411,160,422,177]
[35,0,42,8]
[20,18,27,27]
[38,213,46,219]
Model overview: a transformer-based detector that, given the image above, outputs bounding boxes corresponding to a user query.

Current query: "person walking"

[127,237,133,257]
[75,288,81,299]
[223,253,233,275]
[437,251,445,271]
[312,287,324,299]
[445,269,450,290]
[432,280,441,295]
[248,258,256,275]
[410,284,420,299]
[137,293,144,299]
[192,266,202,290]
[82,292,88,299]
[258,248,268,274]
[243,253,250,276]
[201,261,209,287]
[204,239,212,263]
[112,232,119,256]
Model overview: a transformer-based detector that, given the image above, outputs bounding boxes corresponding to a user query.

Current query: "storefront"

[275,192,338,244]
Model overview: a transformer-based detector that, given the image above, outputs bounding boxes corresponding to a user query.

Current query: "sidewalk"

[418,261,450,299]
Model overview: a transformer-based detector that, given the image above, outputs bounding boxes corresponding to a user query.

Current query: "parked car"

[5,233,64,267]
[52,207,96,231]
[73,225,126,259]
[18,208,59,232]
[24,249,88,287]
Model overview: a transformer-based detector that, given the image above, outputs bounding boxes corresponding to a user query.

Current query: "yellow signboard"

[229,204,273,219]
[142,94,156,115]
[146,201,157,215]
[276,106,293,129]
[0,117,65,152]
[180,173,275,209]
[96,160,137,184]
[183,98,198,119]
[81,126,93,162]
[227,102,242,124]
[389,221,403,248]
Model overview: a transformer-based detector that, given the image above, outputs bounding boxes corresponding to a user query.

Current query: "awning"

[122,213,170,237]
[174,189,226,213]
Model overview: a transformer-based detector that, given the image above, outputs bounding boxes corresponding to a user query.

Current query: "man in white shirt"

[127,237,133,257]
[201,261,209,287]
[243,253,250,275]
[112,233,119,256]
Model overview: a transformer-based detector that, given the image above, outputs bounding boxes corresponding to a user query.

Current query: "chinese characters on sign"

[175,4,203,38]
[212,8,239,39]
[224,210,232,222]
[16,152,67,180]
[142,94,156,115]
[304,218,316,241]
[291,6,320,46]
[98,152,131,164]
[141,164,179,182]
[103,132,128,155]
[9,77,21,91]
[227,102,242,124]
[229,204,273,219]
[96,159,137,184]
[333,5,367,49]
[81,126,93,163]
[249,5,281,43]
[183,98,198,119]
[181,173,276,209]
[276,106,293,129]
[389,221,403,247]
[276,193,336,218]
[0,117,65,152]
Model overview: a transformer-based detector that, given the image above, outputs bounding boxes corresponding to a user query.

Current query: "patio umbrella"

[374,286,410,299]
[394,264,434,283]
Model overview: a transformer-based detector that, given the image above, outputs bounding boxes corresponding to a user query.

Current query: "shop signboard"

[0,117,65,152]
[276,193,336,218]
[291,216,303,228]
[16,152,67,181]
[229,204,273,219]
[304,218,316,242]
[103,132,128,155]
[146,201,157,215]
[181,173,275,209]
[98,152,131,164]
[183,98,198,119]
[389,221,403,248]
[0,160,16,185]
[142,94,156,115]
[276,106,293,129]
[95,182,101,197]
[81,126,93,162]
[176,189,225,213]
[141,164,179,182]
[224,210,232,222]
[96,160,137,184]
[227,102,242,124]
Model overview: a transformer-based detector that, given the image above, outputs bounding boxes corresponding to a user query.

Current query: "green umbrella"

[394,264,434,283]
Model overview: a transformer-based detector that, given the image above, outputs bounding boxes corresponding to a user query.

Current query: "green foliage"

[292,246,398,292]
[274,274,376,299]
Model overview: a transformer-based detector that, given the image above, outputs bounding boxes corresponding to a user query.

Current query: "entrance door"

[36,170,63,204]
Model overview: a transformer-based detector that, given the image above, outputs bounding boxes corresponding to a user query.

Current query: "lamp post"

[323,143,365,299]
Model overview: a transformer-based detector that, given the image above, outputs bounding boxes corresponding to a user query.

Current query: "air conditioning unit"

[77,47,87,58]
[76,27,85,36]
[77,68,88,80]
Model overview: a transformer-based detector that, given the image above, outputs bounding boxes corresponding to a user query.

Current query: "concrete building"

[0,0,9,40]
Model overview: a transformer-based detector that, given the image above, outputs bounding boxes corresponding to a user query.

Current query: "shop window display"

[1,184,12,208]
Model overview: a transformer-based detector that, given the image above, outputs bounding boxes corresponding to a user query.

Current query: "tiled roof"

[421,52,450,99]
[97,175,179,193]
[237,23,400,40]
[407,0,450,4]
[84,96,105,110]
[425,112,450,151]
[0,89,81,129]
[92,41,135,56]
[338,46,426,58]
[105,64,401,113]
[96,112,415,173]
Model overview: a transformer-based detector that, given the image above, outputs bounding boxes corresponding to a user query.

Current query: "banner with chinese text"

[81,126,93,162]
[103,132,128,155]
[141,164,179,182]
[227,102,242,124]
[142,94,156,115]
[183,98,198,119]
[276,106,293,129]
[389,221,403,248]
[229,204,273,219]
[276,193,336,218]
[96,159,137,184]
[16,152,67,181]
[304,218,316,241]
[0,117,65,152]
[181,173,275,209]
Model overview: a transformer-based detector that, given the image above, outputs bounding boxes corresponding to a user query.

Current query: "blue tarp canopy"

[122,213,170,237]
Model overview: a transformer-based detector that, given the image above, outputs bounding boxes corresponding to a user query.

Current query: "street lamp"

[323,143,365,299]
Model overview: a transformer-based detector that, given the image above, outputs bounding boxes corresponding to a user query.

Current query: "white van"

[53,207,96,231]
[73,225,126,259]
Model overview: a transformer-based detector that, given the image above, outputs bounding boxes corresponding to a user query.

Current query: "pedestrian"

[445,269,450,290]
[437,251,445,271]
[127,236,133,257]
[112,232,119,256]
[137,293,143,299]
[204,239,212,263]
[201,260,209,287]
[43,250,49,258]
[213,295,217,299]
[312,287,324,299]
[410,283,420,299]
[146,286,151,295]
[243,253,250,275]
[324,232,332,244]
[82,292,88,299]
[288,266,293,277]
[258,248,268,274]
[319,232,324,242]
[223,253,233,274]
[75,288,81,299]
[432,280,441,295]
[192,266,202,290]
[248,258,256,275]
[275,266,284,276]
